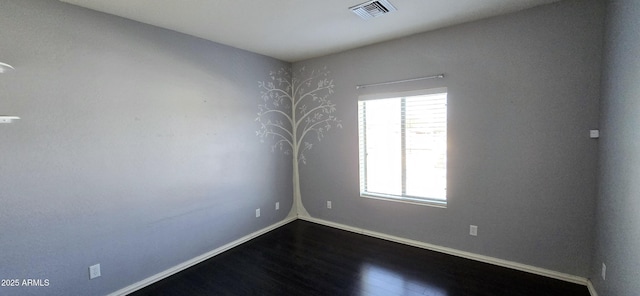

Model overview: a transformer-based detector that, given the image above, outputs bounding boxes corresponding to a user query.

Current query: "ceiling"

[59,0,560,62]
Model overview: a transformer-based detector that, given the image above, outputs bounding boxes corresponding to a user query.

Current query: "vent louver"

[350,0,397,19]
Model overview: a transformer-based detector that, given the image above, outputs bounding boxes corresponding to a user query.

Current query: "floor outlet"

[275,202,280,210]
[327,201,332,209]
[89,264,101,279]
[470,225,478,236]
[256,208,260,218]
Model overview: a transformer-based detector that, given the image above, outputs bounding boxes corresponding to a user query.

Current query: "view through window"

[358,90,447,206]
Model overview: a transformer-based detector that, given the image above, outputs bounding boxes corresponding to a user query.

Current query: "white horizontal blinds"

[404,93,447,200]
[358,101,366,194]
[358,99,402,196]
[358,91,447,202]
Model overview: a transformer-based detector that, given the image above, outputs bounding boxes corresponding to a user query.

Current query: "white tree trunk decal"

[256,66,341,218]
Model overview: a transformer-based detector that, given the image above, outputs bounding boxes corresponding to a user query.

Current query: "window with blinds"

[358,91,447,206]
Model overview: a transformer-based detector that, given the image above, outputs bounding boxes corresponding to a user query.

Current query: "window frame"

[358,87,448,208]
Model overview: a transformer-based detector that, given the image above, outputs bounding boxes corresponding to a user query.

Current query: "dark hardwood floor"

[129,220,590,296]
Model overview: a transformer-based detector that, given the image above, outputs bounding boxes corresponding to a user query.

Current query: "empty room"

[0,0,637,295]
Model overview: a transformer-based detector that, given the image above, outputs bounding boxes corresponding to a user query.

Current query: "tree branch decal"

[256,66,341,217]
[256,66,341,164]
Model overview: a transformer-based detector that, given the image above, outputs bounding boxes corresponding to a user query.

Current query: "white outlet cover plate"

[89,264,101,279]
[256,209,260,217]
[470,225,478,236]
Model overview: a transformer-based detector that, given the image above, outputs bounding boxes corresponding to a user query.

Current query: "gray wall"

[0,0,291,295]
[295,0,603,277]
[591,0,640,294]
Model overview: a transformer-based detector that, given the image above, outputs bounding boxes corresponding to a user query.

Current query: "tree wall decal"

[256,66,341,218]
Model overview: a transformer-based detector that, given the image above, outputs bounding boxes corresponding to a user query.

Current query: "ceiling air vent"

[350,0,397,20]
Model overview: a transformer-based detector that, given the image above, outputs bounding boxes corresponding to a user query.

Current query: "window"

[358,90,447,207]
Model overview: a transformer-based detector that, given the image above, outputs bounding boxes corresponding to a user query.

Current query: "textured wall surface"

[295,0,603,277]
[591,0,640,294]
[0,0,291,295]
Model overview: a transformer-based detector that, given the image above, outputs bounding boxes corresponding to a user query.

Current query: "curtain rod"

[356,74,445,89]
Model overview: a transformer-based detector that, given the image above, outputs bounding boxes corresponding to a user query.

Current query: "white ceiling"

[59,0,560,62]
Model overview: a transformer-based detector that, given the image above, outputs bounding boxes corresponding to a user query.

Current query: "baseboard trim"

[300,216,588,286]
[107,216,297,296]
[587,280,598,296]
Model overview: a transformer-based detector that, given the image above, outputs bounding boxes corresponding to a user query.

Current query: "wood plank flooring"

[128,220,590,296]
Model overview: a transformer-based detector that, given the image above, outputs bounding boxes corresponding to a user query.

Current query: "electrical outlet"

[602,263,606,280]
[327,201,332,209]
[89,264,101,279]
[275,202,280,210]
[256,208,260,218]
[470,225,478,236]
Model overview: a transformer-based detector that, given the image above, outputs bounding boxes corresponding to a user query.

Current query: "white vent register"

[350,0,397,19]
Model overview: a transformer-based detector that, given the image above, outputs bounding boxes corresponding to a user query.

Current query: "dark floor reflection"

[357,263,448,296]
[130,221,591,296]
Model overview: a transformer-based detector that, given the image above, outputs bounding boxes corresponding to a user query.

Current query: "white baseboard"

[587,280,598,296]
[107,216,297,296]
[300,216,589,286]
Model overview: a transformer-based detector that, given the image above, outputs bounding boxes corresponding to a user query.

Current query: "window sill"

[360,193,447,208]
